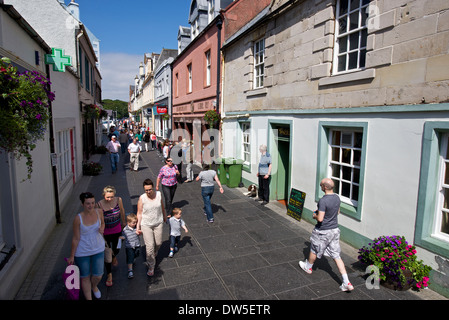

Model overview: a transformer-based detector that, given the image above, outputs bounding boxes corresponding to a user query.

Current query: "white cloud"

[100,52,143,102]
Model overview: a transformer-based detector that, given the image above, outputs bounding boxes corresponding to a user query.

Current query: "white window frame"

[57,129,71,184]
[205,50,211,87]
[435,133,449,242]
[241,122,251,165]
[333,0,369,74]
[253,38,265,89]
[328,129,363,207]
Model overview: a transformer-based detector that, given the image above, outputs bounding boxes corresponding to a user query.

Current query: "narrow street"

[14,136,445,303]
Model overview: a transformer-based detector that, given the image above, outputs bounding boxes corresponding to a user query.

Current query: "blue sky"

[70,0,192,101]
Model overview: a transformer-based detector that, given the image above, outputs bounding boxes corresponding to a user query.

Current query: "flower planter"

[381,270,414,291]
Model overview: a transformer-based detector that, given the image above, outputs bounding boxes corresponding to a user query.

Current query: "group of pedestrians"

[68,126,353,300]
[105,126,158,173]
[67,151,226,299]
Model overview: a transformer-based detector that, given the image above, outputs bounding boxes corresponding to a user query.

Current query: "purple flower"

[35,114,42,120]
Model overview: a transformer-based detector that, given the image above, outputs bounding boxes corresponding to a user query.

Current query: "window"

[329,129,363,207]
[435,133,449,242]
[187,63,192,93]
[253,39,265,89]
[175,72,179,97]
[57,129,72,183]
[416,122,449,257]
[317,121,367,220]
[205,50,211,87]
[79,47,83,86]
[85,56,90,91]
[241,122,251,165]
[334,0,369,74]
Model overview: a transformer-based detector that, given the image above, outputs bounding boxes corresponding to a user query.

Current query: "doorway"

[270,123,291,206]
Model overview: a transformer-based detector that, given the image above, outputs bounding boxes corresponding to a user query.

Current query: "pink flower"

[381,257,386,261]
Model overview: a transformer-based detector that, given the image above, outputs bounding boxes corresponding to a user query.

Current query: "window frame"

[187,63,193,93]
[416,122,449,257]
[56,129,72,184]
[435,133,449,242]
[317,121,368,221]
[253,38,265,89]
[333,0,370,75]
[205,50,211,87]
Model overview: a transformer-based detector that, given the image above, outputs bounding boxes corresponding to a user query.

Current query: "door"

[270,123,291,205]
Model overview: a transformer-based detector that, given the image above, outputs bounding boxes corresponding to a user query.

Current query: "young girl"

[168,208,188,257]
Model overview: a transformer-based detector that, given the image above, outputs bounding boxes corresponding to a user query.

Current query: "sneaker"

[261,201,268,205]
[92,288,101,299]
[255,198,263,201]
[168,251,174,258]
[208,219,214,223]
[127,270,134,279]
[299,261,312,274]
[174,246,178,252]
[340,282,354,292]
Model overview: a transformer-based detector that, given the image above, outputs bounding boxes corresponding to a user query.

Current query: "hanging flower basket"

[0,57,55,180]
[358,235,432,291]
[204,109,220,126]
[161,113,170,121]
[85,104,107,120]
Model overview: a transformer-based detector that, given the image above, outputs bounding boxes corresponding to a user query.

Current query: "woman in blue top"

[68,192,105,300]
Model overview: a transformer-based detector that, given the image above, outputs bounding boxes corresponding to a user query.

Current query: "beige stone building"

[221,0,449,297]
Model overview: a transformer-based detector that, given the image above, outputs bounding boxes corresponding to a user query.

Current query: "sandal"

[146,268,154,277]
[106,275,113,286]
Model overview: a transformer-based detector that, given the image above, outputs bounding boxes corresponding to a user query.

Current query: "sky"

[68,0,193,102]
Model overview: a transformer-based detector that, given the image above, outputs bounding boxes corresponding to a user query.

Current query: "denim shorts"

[74,251,104,278]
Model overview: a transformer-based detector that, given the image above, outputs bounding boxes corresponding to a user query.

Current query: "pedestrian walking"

[196,163,224,223]
[162,140,170,162]
[156,157,180,218]
[298,178,354,292]
[167,208,188,258]
[150,132,157,150]
[143,131,151,152]
[119,129,129,154]
[185,141,194,182]
[256,145,272,205]
[121,213,141,279]
[136,179,167,277]
[128,137,141,172]
[105,135,121,174]
[67,192,105,300]
[96,186,126,287]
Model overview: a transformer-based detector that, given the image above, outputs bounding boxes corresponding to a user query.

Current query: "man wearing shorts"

[298,178,354,291]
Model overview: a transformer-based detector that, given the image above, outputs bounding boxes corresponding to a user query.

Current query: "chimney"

[67,0,80,21]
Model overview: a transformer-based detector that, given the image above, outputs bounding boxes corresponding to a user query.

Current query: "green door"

[275,139,290,200]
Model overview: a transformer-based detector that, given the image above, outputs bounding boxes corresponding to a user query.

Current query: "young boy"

[121,213,141,279]
[168,208,188,257]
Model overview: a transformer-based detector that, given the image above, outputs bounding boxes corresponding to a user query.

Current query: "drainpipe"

[215,16,222,117]
[46,63,61,224]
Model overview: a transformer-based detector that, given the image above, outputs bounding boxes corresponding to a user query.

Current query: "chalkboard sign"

[287,188,306,222]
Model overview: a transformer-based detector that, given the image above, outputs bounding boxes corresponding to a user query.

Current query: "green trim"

[415,121,449,258]
[237,119,252,173]
[268,120,293,202]
[225,103,449,116]
[316,121,368,221]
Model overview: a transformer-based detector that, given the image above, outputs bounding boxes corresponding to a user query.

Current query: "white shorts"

[310,228,341,260]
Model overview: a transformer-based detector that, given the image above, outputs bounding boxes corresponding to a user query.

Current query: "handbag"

[104,241,113,263]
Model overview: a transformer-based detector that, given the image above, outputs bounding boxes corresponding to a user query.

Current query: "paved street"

[14,138,447,303]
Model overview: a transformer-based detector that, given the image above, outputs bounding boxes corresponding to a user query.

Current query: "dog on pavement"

[244,184,257,198]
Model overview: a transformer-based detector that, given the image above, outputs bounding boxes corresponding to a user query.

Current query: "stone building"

[220,0,449,297]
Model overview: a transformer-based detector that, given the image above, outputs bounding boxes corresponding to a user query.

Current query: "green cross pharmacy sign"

[45,48,72,72]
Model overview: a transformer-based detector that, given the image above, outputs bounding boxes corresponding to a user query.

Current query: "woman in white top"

[68,192,105,300]
[136,179,167,276]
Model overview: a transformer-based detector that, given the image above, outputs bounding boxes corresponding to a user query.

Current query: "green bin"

[214,158,227,185]
[224,158,244,188]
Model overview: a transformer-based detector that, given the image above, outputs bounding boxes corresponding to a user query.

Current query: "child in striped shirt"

[121,213,141,279]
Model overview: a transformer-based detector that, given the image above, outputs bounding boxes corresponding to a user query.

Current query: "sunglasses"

[166,159,173,162]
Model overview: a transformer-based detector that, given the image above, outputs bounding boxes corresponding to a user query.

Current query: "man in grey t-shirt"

[298,178,354,292]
